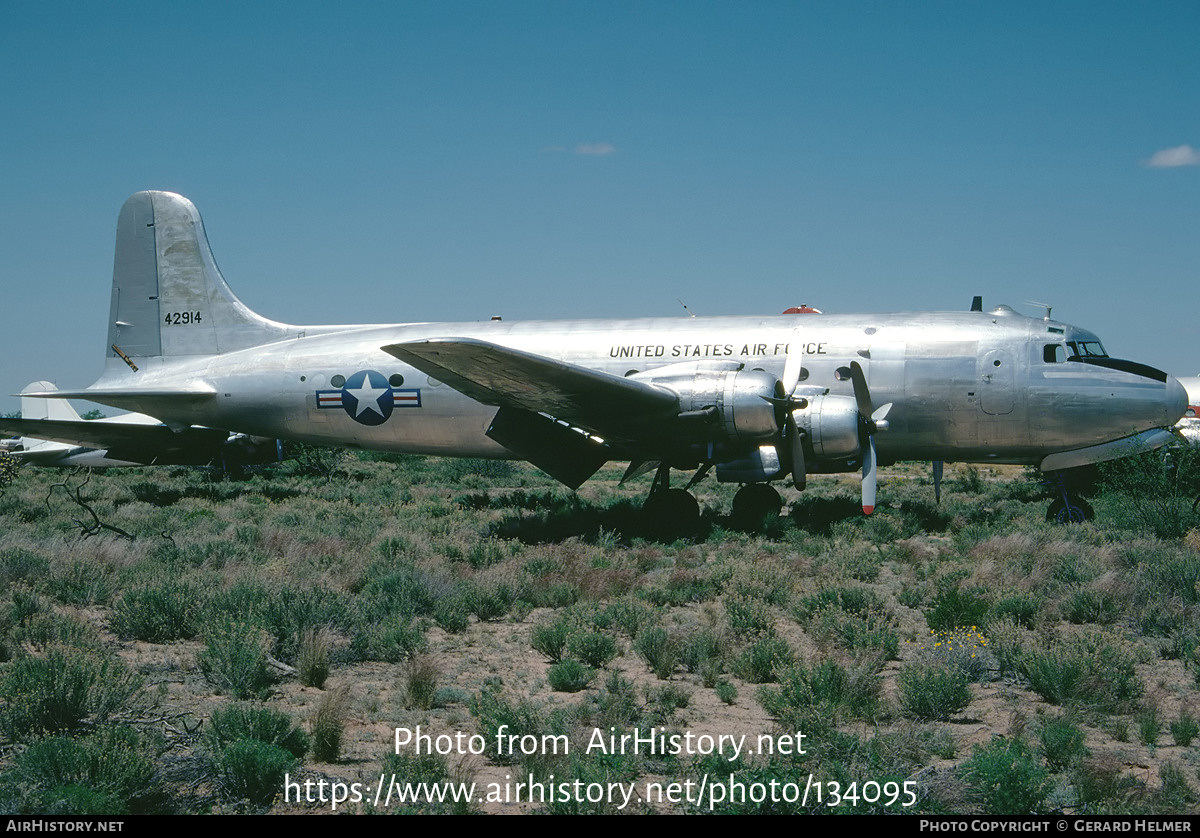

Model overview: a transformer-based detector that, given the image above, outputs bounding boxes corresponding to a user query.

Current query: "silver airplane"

[0,381,281,470]
[20,191,1188,527]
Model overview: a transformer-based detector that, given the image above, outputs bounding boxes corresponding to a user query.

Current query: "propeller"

[761,329,811,489]
[779,332,809,489]
[848,361,892,514]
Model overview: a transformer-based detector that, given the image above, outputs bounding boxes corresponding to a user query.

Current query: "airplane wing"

[382,337,684,487]
[381,337,679,432]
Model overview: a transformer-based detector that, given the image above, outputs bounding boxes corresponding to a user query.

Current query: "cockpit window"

[1067,340,1107,359]
[1043,344,1066,363]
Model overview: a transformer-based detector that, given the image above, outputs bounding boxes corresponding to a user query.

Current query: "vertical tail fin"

[106,191,299,371]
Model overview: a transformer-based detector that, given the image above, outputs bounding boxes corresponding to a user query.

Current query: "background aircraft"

[1177,376,1200,444]
[19,191,1188,528]
[0,381,281,472]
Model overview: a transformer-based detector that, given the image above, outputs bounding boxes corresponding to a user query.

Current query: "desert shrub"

[926,586,990,632]
[596,597,660,638]
[960,737,1049,815]
[378,750,478,815]
[679,628,727,679]
[567,630,618,668]
[311,686,350,762]
[794,586,882,621]
[990,593,1040,629]
[0,452,21,496]
[759,658,881,728]
[807,604,900,660]
[214,739,297,806]
[910,626,994,682]
[0,547,49,588]
[1038,713,1088,771]
[0,646,141,739]
[1144,552,1200,605]
[111,581,203,642]
[44,560,115,606]
[1018,630,1143,712]
[634,627,679,680]
[8,610,102,652]
[198,619,273,700]
[433,595,470,633]
[464,581,515,621]
[1097,447,1200,538]
[469,681,545,765]
[715,679,738,705]
[296,628,331,688]
[898,662,972,721]
[725,595,775,636]
[1062,588,1121,626]
[530,617,571,662]
[734,636,796,684]
[355,562,439,622]
[207,703,308,758]
[1169,710,1199,746]
[547,659,595,693]
[351,615,427,663]
[11,726,160,815]
[1136,705,1162,747]
[402,657,440,710]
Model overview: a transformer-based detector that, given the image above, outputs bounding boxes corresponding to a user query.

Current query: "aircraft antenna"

[677,298,697,318]
[1026,300,1053,321]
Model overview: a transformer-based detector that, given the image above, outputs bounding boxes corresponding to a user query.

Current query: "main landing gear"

[641,464,702,539]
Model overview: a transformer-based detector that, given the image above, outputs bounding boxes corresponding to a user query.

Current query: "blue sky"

[2,0,1197,414]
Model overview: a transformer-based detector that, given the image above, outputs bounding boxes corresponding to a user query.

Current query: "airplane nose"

[1165,375,1189,426]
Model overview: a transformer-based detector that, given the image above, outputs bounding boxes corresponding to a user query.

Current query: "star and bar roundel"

[316,370,421,426]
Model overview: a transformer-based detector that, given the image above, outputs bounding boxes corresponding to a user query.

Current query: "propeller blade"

[848,360,873,419]
[788,413,806,490]
[933,460,943,503]
[862,435,877,514]
[781,326,804,396]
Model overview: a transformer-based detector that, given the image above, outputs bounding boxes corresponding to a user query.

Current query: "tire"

[642,489,701,539]
[1046,495,1093,524]
[732,483,783,522]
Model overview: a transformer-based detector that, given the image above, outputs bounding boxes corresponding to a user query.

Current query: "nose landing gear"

[1043,470,1094,524]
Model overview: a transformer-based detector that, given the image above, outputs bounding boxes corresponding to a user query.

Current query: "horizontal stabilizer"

[15,385,218,422]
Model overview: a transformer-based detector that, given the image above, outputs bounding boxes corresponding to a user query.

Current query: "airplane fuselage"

[108,307,1183,474]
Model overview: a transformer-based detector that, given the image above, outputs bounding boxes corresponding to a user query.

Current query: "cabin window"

[1043,344,1065,363]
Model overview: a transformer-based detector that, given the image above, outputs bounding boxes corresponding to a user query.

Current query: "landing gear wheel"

[643,488,701,539]
[1046,495,1093,524]
[732,483,783,523]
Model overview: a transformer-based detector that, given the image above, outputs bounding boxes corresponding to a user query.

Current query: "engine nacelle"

[791,394,861,460]
[638,367,782,445]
